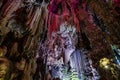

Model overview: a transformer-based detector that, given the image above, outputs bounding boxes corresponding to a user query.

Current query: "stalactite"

[0,0,120,80]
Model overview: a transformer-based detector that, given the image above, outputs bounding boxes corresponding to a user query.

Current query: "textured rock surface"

[0,0,120,80]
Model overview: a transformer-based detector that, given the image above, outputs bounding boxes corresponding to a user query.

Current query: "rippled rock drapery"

[0,0,120,80]
[0,0,48,80]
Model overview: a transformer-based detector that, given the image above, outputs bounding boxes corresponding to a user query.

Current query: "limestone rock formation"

[0,0,120,80]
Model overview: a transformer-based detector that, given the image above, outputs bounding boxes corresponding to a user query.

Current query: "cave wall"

[0,0,120,80]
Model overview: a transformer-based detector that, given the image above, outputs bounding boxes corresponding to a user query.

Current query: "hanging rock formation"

[0,0,120,80]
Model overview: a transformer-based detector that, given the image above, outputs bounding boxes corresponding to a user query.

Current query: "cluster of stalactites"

[47,0,88,35]
[0,0,49,80]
